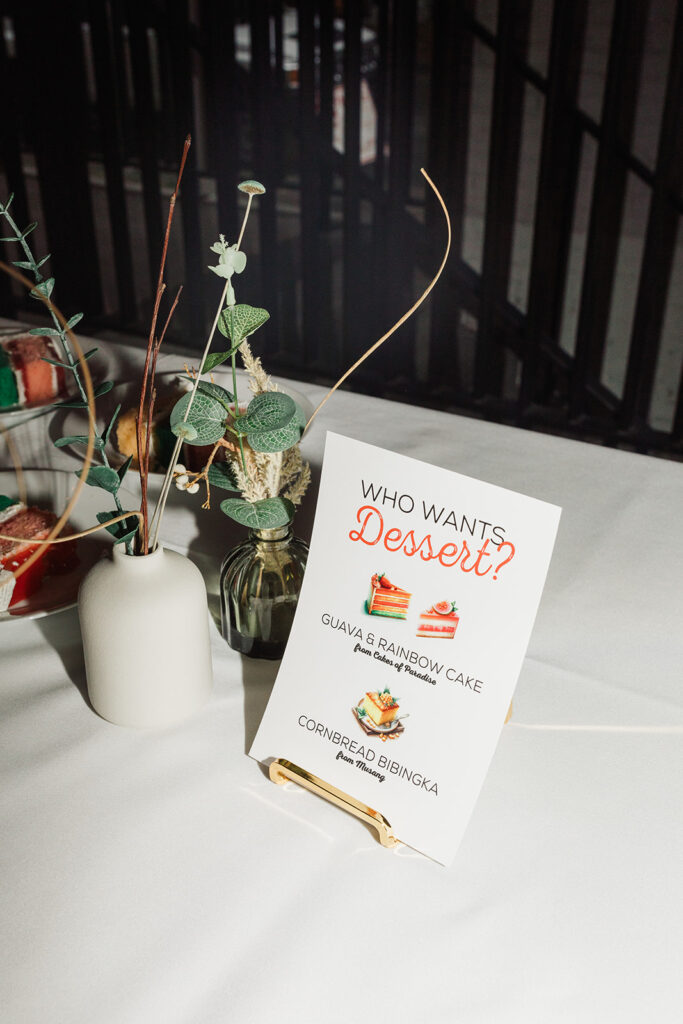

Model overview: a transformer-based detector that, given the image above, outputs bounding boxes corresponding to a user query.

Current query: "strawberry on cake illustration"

[366,572,411,619]
[416,599,459,639]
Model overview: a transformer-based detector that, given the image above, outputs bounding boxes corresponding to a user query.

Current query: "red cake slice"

[0,502,76,608]
[367,572,411,619]
[1,334,66,407]
[416,600,459,639]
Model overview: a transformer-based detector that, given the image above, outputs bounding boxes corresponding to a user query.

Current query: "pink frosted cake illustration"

[416,600,459,639]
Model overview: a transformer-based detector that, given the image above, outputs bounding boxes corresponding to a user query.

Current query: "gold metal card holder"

[269,701,513,850]
[269,759,399,848]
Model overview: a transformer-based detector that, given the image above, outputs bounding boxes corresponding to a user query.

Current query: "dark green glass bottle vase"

[219,524,309,659]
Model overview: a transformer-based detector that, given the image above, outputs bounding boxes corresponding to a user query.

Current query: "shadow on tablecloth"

[36,606,93,710]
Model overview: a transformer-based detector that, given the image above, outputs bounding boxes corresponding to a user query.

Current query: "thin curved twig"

[303,168,451,437]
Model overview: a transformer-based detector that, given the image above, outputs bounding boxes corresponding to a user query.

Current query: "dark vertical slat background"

[126,0,165,296]
[519,0,588,412]
[384,0,418,388]
[250,2,280,356]
[0,0,681,456]
[89,0,137,322]
[621,0,683,432]
[570,0,650,418]
[11,3,103,316]
[426,0,474,395]
[342,0,363,367]
[474,0,532,400]
[203,0,240,243]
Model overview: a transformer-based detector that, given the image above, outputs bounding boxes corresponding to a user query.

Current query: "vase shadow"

[241,655,280,754]
[35,606,93,710]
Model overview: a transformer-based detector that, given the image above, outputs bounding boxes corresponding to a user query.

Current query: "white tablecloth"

[1,336,682,1024]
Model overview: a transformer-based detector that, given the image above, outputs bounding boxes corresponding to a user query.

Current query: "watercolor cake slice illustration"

[362,688,399,726]
[366,572,411,619]
[416,600,459,639]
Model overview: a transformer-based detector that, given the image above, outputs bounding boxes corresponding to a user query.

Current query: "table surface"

[1,334,682,1024]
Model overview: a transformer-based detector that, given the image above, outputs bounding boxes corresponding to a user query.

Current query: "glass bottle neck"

[249,525,293,543]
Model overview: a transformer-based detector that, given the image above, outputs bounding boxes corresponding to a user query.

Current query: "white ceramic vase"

[78,545,213,728]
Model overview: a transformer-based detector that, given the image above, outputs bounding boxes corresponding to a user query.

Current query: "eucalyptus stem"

[231,351,247,475]
[0,201,132,552]
[149,189,258,549]
[149,279,230,550]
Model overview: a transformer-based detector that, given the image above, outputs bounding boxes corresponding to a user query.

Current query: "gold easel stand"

[269,703,513,849]
[269,759,399,848]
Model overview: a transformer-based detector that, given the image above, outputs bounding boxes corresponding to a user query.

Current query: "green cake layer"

[0,345,19,409]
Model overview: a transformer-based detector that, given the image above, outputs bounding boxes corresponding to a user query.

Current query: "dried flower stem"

[137,134,191,553]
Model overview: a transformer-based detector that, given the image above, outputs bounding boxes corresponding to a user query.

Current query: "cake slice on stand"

[0,498,77,608]
[0,334,67,408]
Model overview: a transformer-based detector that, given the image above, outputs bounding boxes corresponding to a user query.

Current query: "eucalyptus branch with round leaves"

[162,167,450,536]
[0,195,137,552]
[165,180,311,534]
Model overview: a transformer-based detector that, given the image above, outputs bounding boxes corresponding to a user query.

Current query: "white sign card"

[250,433,561,865]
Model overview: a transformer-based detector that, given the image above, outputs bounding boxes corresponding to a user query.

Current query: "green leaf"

[117,454,133,483]
[170,392,227,445]
[207,462,239,492]
[1,193,14,211]
[22,222,38,239]
[65,312,84,330]
[0,495,18,512]
[43,348,95,369]
[293,401,307,432]
[54,398,88,409]
[10,260,36,271]
[75,465,121,493]
[54,434,104,451]
[36,254,51,269]
[244,392,296,432]
[103,403,121,445]
[42,357,70,368]
[193,379,234,408]
[217,304,270,345]
[219,496,295,529]
[96,510,139,546]
[200,350,232,374]
[231,414,249,436]
[30,277,55,300]
[94,381,114,398]
[247,419,302,454]
[29,326,61,337]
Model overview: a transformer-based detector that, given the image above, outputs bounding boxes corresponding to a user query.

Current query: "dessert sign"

[250,432,561,865]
